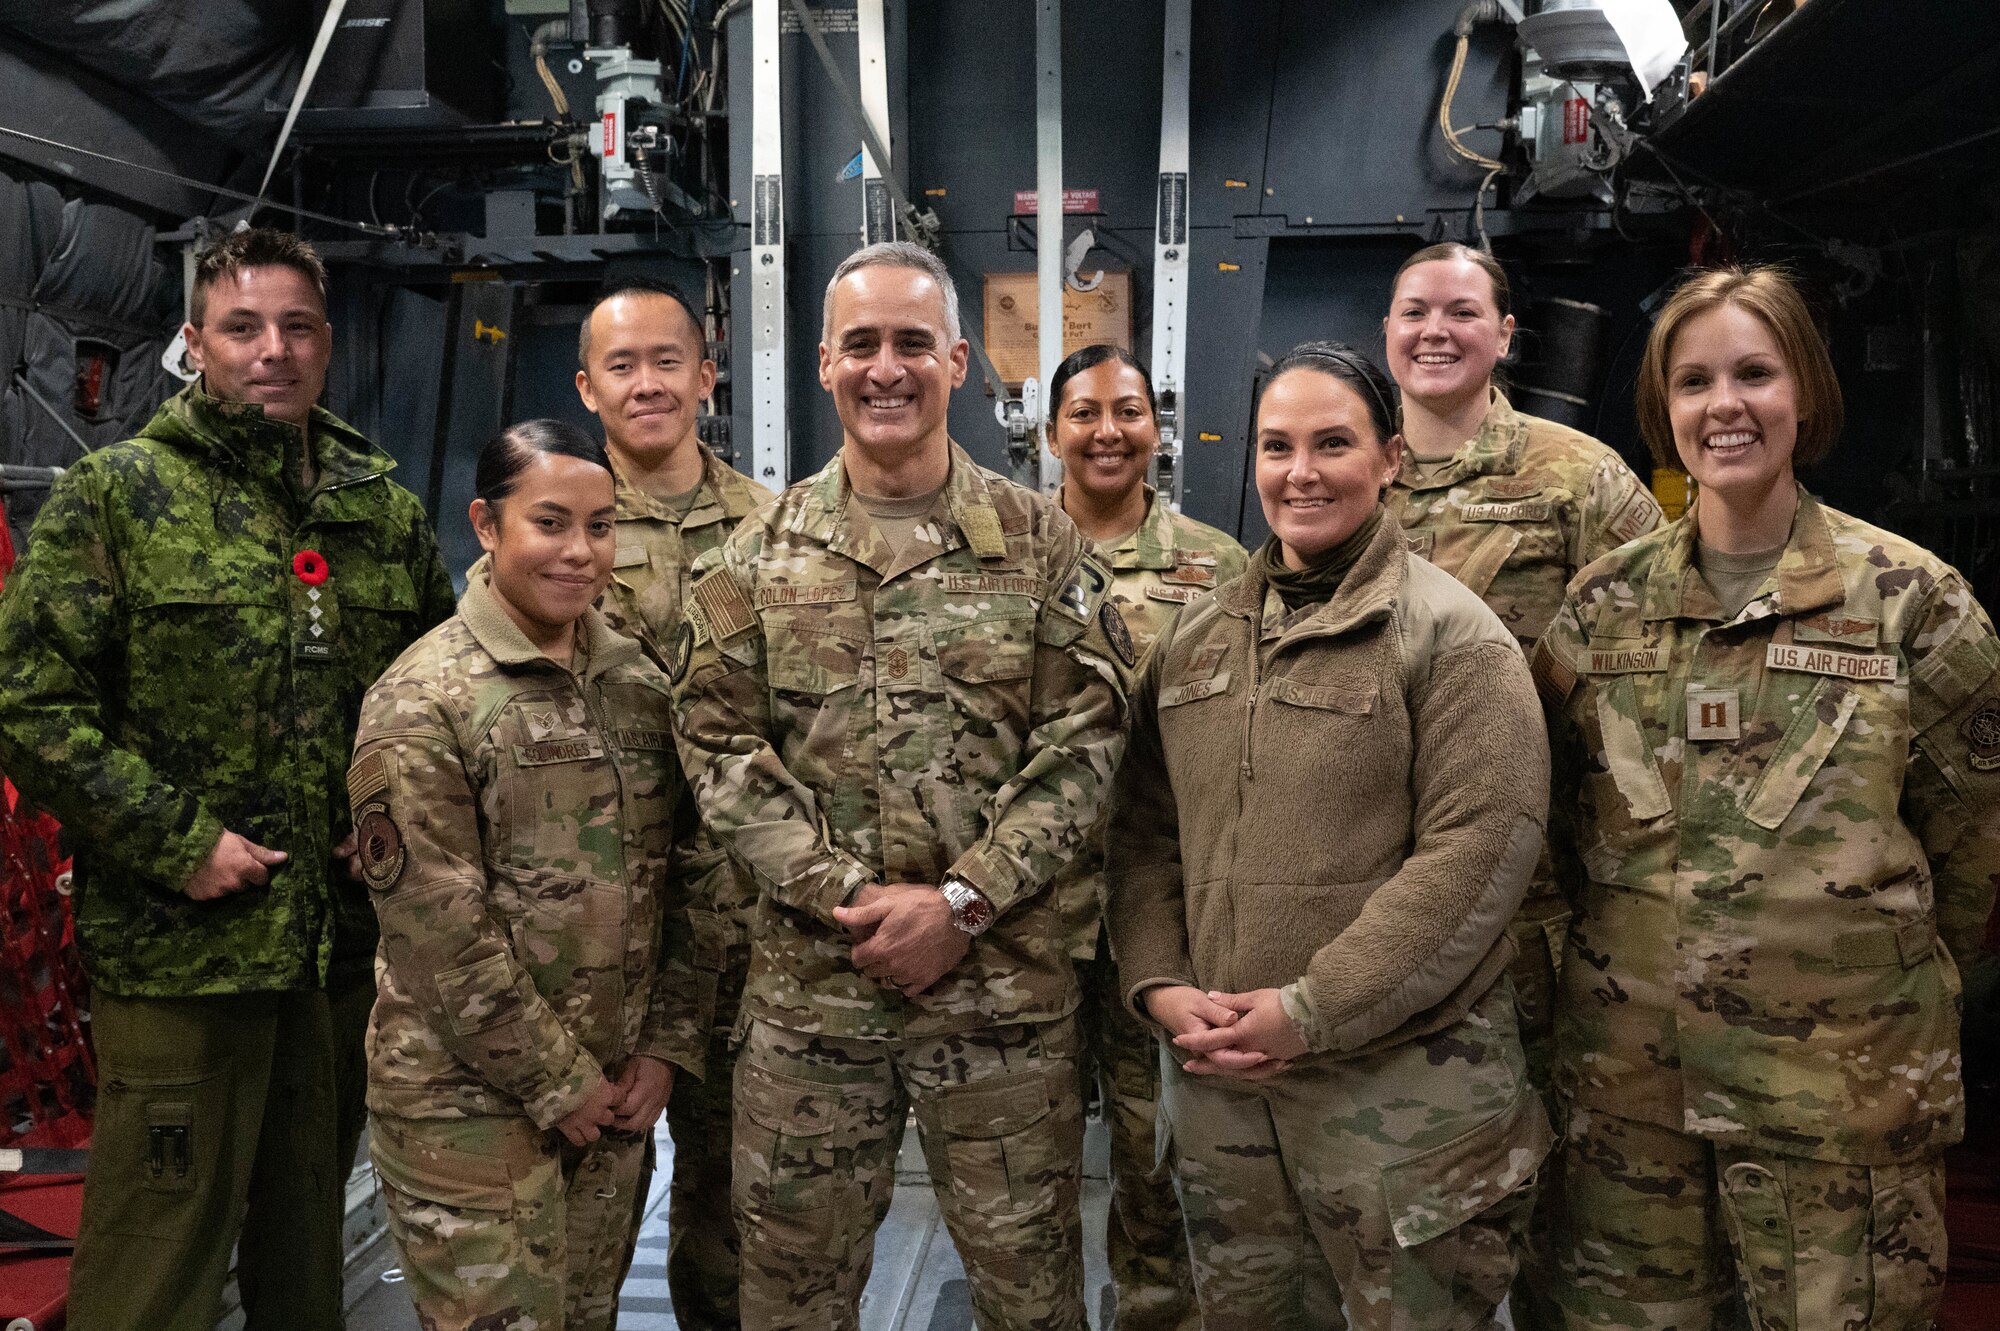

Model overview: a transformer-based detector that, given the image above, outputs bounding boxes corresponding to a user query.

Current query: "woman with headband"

[1106,340,1553,1330]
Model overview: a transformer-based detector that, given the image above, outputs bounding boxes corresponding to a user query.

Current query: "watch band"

[940,877,994,937]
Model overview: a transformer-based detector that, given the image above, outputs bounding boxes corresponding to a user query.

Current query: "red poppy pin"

[293,549,329,586]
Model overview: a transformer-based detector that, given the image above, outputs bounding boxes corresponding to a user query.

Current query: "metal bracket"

[1063,227,1104,292]
[749,0,788,490]
[1150,0,1192,509]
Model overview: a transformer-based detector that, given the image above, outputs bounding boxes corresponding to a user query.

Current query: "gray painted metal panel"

[1261,0,1512,229]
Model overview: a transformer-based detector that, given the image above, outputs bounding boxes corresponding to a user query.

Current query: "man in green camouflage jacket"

[671,242,1131,1330]
[575,277,772,1328]
[0,229,454,1331]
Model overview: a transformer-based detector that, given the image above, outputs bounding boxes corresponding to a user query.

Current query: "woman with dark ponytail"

[350,419,698,1330]
[1105,341,1553,1330]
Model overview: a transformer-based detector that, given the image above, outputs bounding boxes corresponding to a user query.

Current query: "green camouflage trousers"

[1552,1106,1948,1331]
[734,1014,1087,1331]
[666,941,749,1329]
[1076,945,1197,1331]
[1160,981,1551,1331]
[371,1111,650,1331]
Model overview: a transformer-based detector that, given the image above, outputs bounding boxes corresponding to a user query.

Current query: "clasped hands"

[556,1054,675,1147]
[1143,984,1309,1081]
[833,882,971,999]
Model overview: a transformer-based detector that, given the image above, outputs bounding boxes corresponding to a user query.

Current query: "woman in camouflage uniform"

[351,421,698,1331]
[1106,343,1553,1330]
[1534,267,2000,1330]
[1044,344,1246,1331]
[1384,236,1664,1331]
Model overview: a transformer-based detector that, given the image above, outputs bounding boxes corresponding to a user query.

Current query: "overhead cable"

[0,124,400,238]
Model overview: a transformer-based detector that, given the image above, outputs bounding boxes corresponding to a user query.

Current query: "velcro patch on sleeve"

[691,566,757,644]
[1531,641,1578,707]
[1608,487,1664,544]
[347,750,389,812]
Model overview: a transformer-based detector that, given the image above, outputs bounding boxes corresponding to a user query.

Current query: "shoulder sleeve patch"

[1963,698,2000,771]
[1606,485,1663,545]
[1100,600,1137,668]
[691,566,757,644]
[1530,637,1578,707]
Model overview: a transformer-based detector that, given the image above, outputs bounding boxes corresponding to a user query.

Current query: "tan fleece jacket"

[1104,512,1550,1055]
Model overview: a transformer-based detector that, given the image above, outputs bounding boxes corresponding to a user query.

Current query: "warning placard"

[981,271,1132,389]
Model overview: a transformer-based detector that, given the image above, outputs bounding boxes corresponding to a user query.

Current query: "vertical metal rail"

[857,0,894,244]
[1034,0,1064,491]
[1150,0,1192,510]
[750,0,789,490]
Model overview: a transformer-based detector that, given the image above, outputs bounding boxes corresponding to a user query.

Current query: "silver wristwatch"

[939,876,995,937]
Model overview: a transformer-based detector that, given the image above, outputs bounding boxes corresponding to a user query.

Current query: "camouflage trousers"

[1160,980,1551,1331]
[666,945,749,1329]
[734,1014,1087,1331]
[371,1111,650,1331]
[1504,881,1570,1331]
[1551,1106,1948,1331]
[1075,945,1198,1331]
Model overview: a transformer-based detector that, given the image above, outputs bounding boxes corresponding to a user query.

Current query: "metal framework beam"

[857,0,894,244]
[749,0,788,490]
[1150,0,1191,509]
[1034,0,1064,490]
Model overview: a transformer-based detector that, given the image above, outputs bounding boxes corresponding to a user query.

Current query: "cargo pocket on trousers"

[1379,1090,1553,1312]
[1866,1160,1948,1326]
[370,1126,525,1305]
[735,1061,846,1262]
[937,1068,1057,1220]
[86,1059,230,1240]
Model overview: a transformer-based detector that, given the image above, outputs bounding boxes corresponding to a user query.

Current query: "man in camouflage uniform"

[0,228,455,1331]
[670,241,1131,1330]
[1533,489,2000,1329]
[575,277,772,1328]
[355,553,701,1331]
[1052,486,1244,1331]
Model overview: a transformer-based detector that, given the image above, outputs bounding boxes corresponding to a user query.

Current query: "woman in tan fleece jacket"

[1105,341,1554,1331]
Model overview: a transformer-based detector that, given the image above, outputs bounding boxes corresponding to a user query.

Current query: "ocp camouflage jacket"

[1387,392,1662,1006]
[1388,391,1661,649]
[1532,490,2000,1164]
[0,383,454,996]
[352,574,697,1129]
[598,447,771,1040]
[672,445,1131,1041]
[1053,487,1247,959]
